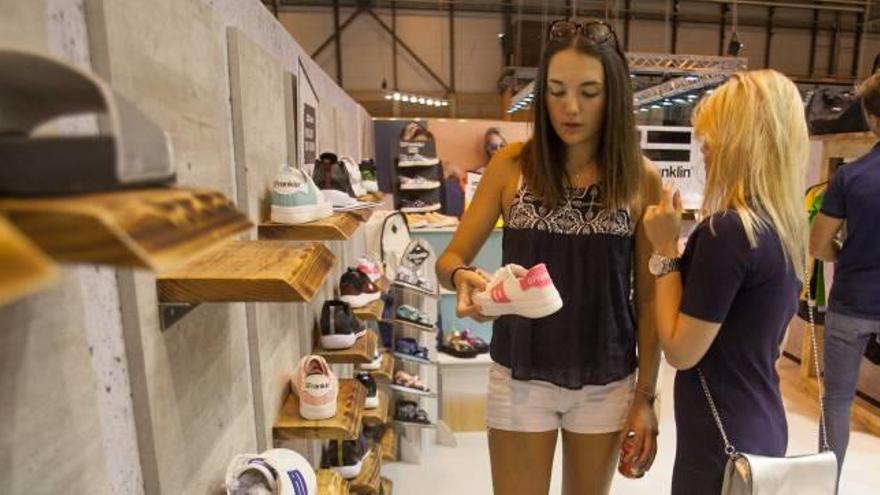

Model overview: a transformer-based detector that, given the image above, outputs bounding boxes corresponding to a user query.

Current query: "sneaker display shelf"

[393,140,442,214]
[348,446,382,495]
[362,352,395,383]
[313,329,379,365]
[380,426,398,462]
[317,469,351,495]
[274,379,367,441]
[0,188,250,270]
[380,477,393,495]
[0,215,56,307]
[155,241,335,331]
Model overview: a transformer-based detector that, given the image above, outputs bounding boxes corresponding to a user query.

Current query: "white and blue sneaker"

[270,164,333,224]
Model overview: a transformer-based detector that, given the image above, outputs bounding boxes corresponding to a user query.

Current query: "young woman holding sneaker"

[436,19,662,495]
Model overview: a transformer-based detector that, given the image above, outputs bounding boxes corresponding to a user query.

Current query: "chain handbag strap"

[698,263,831,458]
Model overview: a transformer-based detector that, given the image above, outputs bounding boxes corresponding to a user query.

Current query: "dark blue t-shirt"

[820,142,880,321]
[672,212,799,495]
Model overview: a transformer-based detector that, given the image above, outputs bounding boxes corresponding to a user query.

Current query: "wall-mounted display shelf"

[0,216,56,306]
[0,188,250,270]
[273,379,365,441]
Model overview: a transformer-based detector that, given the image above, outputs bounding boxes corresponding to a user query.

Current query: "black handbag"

[805,87,868,136]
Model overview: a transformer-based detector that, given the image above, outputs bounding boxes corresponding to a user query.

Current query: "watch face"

[648,254,665,276]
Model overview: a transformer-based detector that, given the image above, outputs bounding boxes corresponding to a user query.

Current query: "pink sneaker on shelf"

[291,355,338,420]
[472,263,563,319]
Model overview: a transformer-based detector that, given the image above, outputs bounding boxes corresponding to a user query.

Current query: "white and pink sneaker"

[356,256,383,283]
[291,355,338,420]
[473,263,563,319]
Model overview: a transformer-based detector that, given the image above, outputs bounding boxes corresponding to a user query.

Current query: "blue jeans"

[822,310,880,474]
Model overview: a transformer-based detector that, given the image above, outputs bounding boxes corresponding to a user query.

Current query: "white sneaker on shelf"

[398,153,440,167]
[399,175,441,190]
[472,263,563,319]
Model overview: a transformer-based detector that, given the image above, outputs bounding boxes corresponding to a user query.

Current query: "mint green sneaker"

[270,164,332,224]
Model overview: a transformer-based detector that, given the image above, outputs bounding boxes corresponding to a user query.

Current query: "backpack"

[364,210,411,280]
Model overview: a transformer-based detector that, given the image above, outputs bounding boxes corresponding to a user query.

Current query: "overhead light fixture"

[651,104,661,109]
[673,98,687,104]
[640,108,650,113]
[727,33,744,56]
[662,100,673,106]
[393,92,401,101]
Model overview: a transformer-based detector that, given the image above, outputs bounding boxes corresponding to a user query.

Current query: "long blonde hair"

[692,70,808,279]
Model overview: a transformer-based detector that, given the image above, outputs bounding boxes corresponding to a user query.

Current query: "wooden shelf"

[380,426,397,461]
[258,211,363,241]
[0,188,250,270]
[0,216,56,306]
[380,477,392,495]
[314,330,378,365]
[363,389,391,425]
[316,469,350,495]
[157,241,334,303]
[349,447,381,495]
[362,352,394,382]
[358,192,384,203]
[273,379,365,441]
[353,299,384,321]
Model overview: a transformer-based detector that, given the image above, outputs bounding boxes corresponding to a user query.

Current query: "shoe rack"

[392,139,443,214]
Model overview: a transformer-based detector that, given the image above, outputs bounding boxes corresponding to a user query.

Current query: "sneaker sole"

[299,399,337,420]
[400,203,441,213]
[340,291,382,308]
[330,457,365,480]
[320,333,358,349]
[475,292,564,319]
[398,160,440,167]
[271,203,333,224]
[399,182,441,190]
[364,395,379,409]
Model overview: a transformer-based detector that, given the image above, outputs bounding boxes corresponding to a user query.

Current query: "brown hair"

[858,72,880,118]
[521,20,641,209]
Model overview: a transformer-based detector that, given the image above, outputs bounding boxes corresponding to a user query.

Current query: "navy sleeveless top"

[489,179,638,389]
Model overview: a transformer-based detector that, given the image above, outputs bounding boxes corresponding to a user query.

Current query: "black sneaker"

[321,436,367,479]
[394,400,431,424]
[399,198,440,213]
[319,300,365,350]
[355,372,379,409]
[340,268,381,308]
[313,152,355,196]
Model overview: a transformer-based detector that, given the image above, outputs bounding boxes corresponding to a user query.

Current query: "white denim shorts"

[486,363,635,434]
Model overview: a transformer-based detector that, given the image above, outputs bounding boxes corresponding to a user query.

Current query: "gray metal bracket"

[159,302,199,332]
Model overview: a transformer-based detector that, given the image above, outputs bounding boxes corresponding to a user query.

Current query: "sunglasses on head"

[548,19,619,48]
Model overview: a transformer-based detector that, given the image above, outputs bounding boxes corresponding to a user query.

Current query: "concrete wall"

[0,0,373,493]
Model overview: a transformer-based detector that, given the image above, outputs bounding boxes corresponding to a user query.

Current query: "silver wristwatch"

[648,253,681,277]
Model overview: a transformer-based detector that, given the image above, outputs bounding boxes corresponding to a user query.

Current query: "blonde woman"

[643,70,809,494]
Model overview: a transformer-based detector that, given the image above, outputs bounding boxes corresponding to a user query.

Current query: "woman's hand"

[454,268,496,323]
[620,396,659,475]
[644,184,683,255]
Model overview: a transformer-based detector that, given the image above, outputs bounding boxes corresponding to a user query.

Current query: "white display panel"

[638,125,705,210]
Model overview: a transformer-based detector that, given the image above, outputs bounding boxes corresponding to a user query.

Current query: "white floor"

[383,360,880,494]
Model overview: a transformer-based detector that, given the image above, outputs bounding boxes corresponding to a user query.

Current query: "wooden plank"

[363,389,390,425]
[353,299,384,321]
[157,241,334,303]
[258,212,362,241]
[0,216,56,306]
[380,426,397,461]
[273,379,365,441]
[0,188,250,270]
[363,352,394,382]
[314,330,378,365]
[316,469,350,495]
[380,477,392,495]
[349,447,381,495]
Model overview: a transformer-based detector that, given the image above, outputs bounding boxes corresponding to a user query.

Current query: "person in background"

[437,19,661,495]
[483,127,509,166]
[810,71,880,481]
[643,70,809,494]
